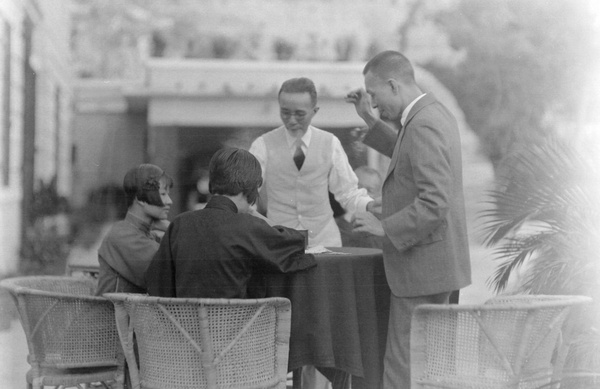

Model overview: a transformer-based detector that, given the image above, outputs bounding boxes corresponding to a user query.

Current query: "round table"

[265,247,390,389]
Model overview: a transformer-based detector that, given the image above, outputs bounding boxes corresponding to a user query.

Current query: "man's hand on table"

[352,211,385,237]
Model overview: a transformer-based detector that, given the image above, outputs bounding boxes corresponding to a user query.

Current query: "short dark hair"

[363,50,415,84]
[123,164,173,207]
[209,148,263,205]
[278,77,318,106]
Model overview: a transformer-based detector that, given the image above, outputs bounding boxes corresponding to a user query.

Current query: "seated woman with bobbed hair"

[95,163,173,296]
[145,147,316,299]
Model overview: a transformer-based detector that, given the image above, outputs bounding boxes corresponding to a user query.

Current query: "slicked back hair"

[363,50,415,84]
[123,164,173,207]
[209,147,263,205]
[278,77,318,106]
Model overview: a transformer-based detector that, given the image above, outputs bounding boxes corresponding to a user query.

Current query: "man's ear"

[387,79,400,95]
[313,106,320,115]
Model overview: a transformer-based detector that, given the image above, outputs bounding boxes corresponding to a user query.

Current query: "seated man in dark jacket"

[145,147,316,298]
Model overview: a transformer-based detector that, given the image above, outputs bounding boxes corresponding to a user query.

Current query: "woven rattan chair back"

[0,276,124,389]
[105,293,292,389]
[410,294,592,389]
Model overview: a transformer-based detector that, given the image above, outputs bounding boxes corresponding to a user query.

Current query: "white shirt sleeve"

[328,136,373,214]
[249,137,267,182]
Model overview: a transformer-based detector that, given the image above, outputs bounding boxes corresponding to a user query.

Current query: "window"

[1,19,10,186]
[54,86,61,180]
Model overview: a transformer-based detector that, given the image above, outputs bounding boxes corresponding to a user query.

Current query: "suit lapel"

[384,94,437,182]
[403,94,436,129]
[384,127,402,181]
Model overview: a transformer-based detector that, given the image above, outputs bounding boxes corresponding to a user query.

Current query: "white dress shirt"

[250,126,372,246]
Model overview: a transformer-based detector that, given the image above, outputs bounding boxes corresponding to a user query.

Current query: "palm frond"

[478,137,600,386]
[479,137,600,294]
[518,234,600,296]
[486,232,556,293]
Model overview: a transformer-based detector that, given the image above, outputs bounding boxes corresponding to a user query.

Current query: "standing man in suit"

[345,51,471,388]
[250,77,375,248]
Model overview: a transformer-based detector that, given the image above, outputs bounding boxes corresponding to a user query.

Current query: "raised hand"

[345,88,378,128]
[152,219,170,232]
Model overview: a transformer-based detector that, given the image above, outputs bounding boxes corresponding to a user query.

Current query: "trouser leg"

[449,289,460,304]
[382,292,450,389]
[301,365,331,389]
[317,366,351,389]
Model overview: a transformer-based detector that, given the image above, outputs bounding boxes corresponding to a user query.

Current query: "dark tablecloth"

[265,247,390,389]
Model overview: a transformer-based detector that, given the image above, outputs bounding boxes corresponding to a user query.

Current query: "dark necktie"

[293,143,305,170]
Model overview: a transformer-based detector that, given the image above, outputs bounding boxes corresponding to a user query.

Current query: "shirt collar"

[125,212,153,235]
[285,126,312,149]
[400,93,426,127]
[205,195,238,213]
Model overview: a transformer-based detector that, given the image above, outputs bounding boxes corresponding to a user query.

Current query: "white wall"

[0,0,25,274]
[0,0,73,275]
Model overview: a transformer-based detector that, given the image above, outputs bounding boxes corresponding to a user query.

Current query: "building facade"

[0,0,73,275]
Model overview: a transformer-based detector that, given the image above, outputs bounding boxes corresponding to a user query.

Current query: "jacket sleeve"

[244,217,317,273]
[98,227,159,289]
[363,119,399,158]
[144,223,177,297]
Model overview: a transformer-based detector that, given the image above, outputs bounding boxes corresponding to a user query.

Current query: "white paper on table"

[305,245,350,255]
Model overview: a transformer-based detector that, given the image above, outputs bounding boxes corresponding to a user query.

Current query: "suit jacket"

[144,196,316,299]
[363,93,471,297]
[95,213,159,296]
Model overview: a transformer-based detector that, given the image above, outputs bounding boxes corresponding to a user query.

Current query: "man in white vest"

[249,77,376,389]
[249,77,376,248]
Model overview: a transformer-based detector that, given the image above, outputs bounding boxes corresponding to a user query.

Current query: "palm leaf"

[479,137,600,384]
[480,137,600,293]
[487,232,556,293]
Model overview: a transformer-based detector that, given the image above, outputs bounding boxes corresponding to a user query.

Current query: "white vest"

[263,127,335,240]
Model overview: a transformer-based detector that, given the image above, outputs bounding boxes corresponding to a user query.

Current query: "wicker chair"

[0,276,124,389]
[410,294,592,389]
[104,293,292,389]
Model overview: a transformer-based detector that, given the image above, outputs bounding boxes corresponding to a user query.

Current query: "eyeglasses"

[280,109,312,120]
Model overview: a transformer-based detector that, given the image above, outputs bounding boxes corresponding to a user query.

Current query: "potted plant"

[20,176,72,275]
[481,138,600,388]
